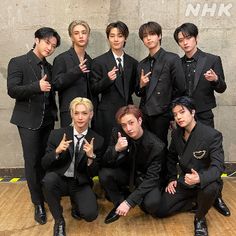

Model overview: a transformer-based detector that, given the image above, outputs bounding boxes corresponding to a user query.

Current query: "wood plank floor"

[0,178,235,236]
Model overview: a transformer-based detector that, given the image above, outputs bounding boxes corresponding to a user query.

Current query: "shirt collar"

[112,52,124,64]
[73,127,88,137]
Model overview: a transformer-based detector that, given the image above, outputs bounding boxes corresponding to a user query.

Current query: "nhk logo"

[185,3,233,17]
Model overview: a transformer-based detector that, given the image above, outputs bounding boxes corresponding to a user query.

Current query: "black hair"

[139,21,162,44]
[173,23,198,44]
[171,96,196,114]
[106,21,129,47]
[33,27,61,48]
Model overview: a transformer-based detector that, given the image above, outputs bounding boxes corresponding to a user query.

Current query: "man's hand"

[83,137,95,158]
[116,201,131,216]
[115,132,128,152]
[184,168,200,185]
[39,75,51,92]
[204,69,218,82]
[55,133,72,155]
[79,58,90,73]
[108,66,119,81]
[140,69,151,88]
[165,180,177,194]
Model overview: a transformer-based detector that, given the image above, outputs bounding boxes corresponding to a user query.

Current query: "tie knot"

[117,57,122,63]
[75,135,84,143]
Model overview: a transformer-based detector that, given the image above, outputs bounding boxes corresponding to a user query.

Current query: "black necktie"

[117,57,124,90]
[74,135,84,168]
[149,57,155,75]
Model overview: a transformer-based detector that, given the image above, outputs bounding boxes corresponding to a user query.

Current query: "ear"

[192,109,196,116]
[138,117,142,125]
[34,38,40,45]
[89,111,94,120]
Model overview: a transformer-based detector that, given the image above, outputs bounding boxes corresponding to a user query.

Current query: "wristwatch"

[88,154,96,160]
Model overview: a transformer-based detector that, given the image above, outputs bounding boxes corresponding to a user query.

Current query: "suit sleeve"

[52,55,83,91]
[166,137,179,182]
[126,144,163,207]
[198,131,224,188]
[7,58,41,100]
[90,60,114,95]
[210,56,227,93]
[41,130,65,170]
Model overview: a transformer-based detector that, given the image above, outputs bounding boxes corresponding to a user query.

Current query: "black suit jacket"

[167,122,224,189]
[136,48,186,116]
[182,49,226,113]
[7,50,57,129]
[102,128,165,207]
[52,48,95,113]
[42,126,104,185]
[91,50,138,142]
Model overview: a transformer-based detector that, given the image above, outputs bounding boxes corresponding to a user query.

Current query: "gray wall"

[0,0,236,169]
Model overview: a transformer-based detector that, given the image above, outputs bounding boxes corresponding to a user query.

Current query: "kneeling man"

[156,96,225,236]
[42,97,104,236]
[99,105,165,224]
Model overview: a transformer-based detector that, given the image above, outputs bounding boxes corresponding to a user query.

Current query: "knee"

[82,209,98,222]
[202,182,220,198]
[99,168,114,185]
[142,197,161,215]
[42,172,59,190]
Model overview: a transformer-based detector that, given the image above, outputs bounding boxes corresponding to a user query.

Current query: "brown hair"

[68,20,90,37]
[115,105,142,124]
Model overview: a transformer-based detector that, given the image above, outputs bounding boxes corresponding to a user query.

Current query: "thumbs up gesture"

[55,133,72,155]
[115,132,128,152]
[39,74,51,92]
[184,168,200,185]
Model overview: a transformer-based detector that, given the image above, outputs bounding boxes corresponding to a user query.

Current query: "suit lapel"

[178,124,201,170]
[69,48,80,66]
[193,50,206,91]
[27,51,41,80]
[65,126,74,159]
[146,50,165,100]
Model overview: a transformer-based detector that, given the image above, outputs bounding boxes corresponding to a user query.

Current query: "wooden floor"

[0,178,235,236]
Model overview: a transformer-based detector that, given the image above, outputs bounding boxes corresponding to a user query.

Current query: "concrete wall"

[0,0,236,169]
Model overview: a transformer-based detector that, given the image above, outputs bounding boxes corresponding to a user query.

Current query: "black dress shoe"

[71,208,81,220]
[104,207,120,224]
[34,204,47,225]
[194,217,208,236]
[54,218,66,236]
[213,197,231,216]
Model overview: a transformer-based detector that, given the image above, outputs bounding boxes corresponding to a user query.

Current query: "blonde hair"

[70,97,93,126]
[68,20,91,37]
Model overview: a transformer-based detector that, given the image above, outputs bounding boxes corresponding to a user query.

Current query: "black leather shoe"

[194,217,208,236]
[34,204,47,225]
[213,197,231,216]
[71,208,81,220]
[104,207,120,224]
[54,218,66,236]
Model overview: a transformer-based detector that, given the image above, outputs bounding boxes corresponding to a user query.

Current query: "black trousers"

[60,111,72,128]
[99,167,161,215]
[42,172,98,221]
[18,123,53,205]
[196,110,214,128]
[155,181,220,219]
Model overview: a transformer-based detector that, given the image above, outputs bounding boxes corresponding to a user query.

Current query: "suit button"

[157,92,161,95]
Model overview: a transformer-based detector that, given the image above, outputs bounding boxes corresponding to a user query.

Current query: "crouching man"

[99,105,165,224]
[42,97,104,236]
[156,96,225,236]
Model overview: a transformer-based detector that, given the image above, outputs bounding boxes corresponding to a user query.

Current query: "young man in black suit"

[99,105,164,224]
[7,27,61,225]
[173,23,229,216]
[136,21,186,147]
[156,96,225,236]
[42,97,104,236]
[52,20,94,127]
[91,21,138,147]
